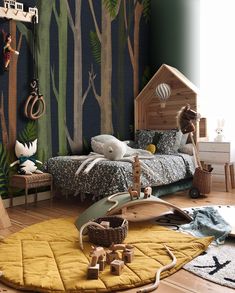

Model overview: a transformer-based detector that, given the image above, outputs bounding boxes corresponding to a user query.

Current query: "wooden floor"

[0,182,235,293]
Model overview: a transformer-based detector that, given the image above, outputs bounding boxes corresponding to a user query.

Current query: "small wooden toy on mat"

[110,259,124,275]
[87,246,106,279]
[109,243,134,263]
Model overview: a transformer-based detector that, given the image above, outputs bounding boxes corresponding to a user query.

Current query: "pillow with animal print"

[136,129,182,154]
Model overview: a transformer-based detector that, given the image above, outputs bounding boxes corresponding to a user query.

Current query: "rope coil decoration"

[24,79,45,120]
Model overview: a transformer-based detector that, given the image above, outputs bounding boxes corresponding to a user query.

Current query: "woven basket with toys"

[87,216,128,247]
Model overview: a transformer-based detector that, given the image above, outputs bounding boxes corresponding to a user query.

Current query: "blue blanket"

[180,207,232,244]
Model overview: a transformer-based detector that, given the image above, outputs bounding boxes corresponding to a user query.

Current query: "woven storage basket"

[193,167,212,194]
[87,216,128,247]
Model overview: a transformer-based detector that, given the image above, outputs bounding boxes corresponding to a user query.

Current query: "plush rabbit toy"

[214,118,225,142]
[10,139,43,175]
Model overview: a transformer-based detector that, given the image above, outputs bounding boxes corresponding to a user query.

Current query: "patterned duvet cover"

[45,153,195,197]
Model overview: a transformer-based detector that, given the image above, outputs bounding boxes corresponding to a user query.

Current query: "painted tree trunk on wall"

[89,0,118,134]
[52,0,68,155]
[124,0,143,99]
[117,0,126,139]
[66,1,83,154]
[8,21,20,151]
[100,4,113,134]
[133,1,143,98]
[37,0,53,161]
[0,93,8,146]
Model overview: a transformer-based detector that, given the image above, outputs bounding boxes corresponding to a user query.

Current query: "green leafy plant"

[0,143,10,198]
[142,0,151,22]
[89,31,101,64]
[103,0,119,18]
[18,121,37,143]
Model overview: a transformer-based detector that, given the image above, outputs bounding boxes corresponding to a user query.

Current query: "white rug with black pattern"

[155,205,235,289]
[184,239,235,289]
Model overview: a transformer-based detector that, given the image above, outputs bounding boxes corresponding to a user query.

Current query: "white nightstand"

[198,141,235,192]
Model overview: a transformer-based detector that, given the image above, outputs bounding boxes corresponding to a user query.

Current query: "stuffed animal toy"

[75,135,154,176]
[214,118,225,142]
[176,104,199,134]
[10,139,43,175]
[103,139,127,160]
[91,134,152,158]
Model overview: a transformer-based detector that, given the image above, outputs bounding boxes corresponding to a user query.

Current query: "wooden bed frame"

[135,64,199,139]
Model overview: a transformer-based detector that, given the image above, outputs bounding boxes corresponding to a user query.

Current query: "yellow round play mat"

[0,218,212,292]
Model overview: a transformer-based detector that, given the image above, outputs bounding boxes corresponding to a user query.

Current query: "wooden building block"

[87,264,99,279]
[110,260,124,275]
[0,197,11,229]
[122,250,134,263]
[100,221,110,229]
[98,259,106,271]
[106,250,118,264]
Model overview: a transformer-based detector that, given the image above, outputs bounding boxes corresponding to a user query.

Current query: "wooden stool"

[9,173,53,209]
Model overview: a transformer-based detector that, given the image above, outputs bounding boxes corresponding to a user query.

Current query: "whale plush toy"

[10,139,43,175]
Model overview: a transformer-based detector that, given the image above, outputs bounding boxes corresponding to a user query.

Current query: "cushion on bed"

[135,129,182,154]
[180,132,189,146]
[178,143,194,156]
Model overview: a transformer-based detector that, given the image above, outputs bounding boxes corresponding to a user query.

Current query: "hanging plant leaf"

[0,143,10,198]
[89,31,101,64]
[142,0,151,23]
[18,121,38,143]
[103,0,119,18]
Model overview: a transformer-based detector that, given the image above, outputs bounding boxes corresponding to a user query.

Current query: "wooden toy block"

[100,220,110,229]
[98,259,106,271]
[87,264,99,279]
[110,259,124,275]
[122,250,134,263]
[106,250,118,264]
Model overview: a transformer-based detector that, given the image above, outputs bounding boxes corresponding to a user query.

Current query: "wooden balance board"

[75,192,192,229]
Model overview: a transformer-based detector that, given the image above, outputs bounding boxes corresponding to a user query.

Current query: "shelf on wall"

[0,6,38,23]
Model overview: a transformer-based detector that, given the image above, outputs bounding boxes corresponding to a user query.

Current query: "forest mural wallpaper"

[0,0,150,198]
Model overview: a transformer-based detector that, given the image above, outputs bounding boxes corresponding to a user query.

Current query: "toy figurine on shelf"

[3,33,19,71]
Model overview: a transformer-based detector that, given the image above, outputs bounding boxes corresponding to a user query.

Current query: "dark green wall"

[151,0,200,85]
[0,0,150,198]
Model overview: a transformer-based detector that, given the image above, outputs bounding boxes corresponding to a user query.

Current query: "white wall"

[200,0,235,141]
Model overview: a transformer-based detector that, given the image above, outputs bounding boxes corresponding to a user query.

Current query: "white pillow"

[178,143,194,156]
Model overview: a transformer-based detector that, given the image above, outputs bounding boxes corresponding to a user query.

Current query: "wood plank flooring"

[0,183,235,293]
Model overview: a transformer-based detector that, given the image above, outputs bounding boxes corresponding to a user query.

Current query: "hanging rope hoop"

[24,79,45,120]
[24,15,45,120]
[24,94,45,120]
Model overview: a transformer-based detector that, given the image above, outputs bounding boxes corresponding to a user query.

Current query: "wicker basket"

[193,167,212,194]
[87,216,128,247]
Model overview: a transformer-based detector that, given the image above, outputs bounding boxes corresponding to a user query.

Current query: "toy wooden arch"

[75,192,192,230]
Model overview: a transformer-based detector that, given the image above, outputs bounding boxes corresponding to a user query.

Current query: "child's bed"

[45,65,198,198]
[45,152,195,197]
